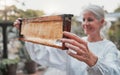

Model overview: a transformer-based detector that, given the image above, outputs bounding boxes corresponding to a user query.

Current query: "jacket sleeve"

[25,42,68,70]
[87,46,120,75]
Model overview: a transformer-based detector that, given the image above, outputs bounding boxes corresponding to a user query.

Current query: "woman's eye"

[82,18,94,22]
[87,18,94,22]
[83,18,85,22]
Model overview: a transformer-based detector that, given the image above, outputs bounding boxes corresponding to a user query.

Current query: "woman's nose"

[82,21,89,25]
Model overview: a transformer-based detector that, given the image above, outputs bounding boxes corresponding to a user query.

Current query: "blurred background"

[0,0,120,75]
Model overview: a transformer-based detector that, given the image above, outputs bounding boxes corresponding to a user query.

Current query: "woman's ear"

[100,19,105,24]
[100,19,105,27]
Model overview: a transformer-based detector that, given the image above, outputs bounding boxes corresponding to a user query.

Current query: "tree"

[109,18,120,49]
[108,6,120,50]
[0,0,25,21]
[114,5,120,12]
[0,0,45,22]
[19,9,44,18]
[0,5,45,22]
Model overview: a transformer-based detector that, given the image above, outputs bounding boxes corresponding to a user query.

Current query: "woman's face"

[82,11,104,36]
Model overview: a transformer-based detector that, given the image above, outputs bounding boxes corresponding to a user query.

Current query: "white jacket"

[25,38,120,75]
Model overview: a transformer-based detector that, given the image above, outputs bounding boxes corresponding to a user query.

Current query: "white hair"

[81,4,111,38]
[100,20,111,38]
[82,5,105,20]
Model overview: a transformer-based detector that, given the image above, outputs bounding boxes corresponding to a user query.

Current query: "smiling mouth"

[86,26,92,30]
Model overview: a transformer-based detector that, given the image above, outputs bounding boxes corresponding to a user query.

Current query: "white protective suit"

[25,37,120,75]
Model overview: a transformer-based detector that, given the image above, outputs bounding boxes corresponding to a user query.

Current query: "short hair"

[81,4,105,20]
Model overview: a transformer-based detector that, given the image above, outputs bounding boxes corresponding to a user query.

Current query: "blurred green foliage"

[108,6,120,50]
[0,57,19,70]
[0,5,45,22]
[108,18,120,50]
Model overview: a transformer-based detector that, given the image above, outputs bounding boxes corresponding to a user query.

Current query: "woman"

[14,4,120,75]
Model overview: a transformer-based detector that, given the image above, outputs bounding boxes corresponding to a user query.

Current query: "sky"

[0,0,120,16]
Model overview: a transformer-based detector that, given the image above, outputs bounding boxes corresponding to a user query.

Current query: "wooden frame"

[19,14,73,50]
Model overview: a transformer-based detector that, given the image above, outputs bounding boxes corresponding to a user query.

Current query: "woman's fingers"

[67,50,86,62]
[14,20,20,26]
[65,43,84,55]
[61,38,87,52]
[63,31,87,46]
[13,18,22,29]
[61,32,98,66]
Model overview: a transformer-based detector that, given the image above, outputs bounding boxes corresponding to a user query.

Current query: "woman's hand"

[61,31,98,67]
[13,18,22,29]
